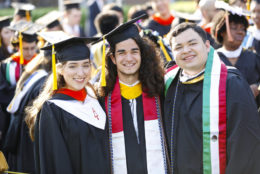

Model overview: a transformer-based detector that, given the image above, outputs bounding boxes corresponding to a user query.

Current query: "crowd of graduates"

[0,0,260,173]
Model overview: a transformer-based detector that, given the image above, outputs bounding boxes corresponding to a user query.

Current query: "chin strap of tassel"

[52,44,57,90]
[26,11,30,22]
[101,36,106,87]
[19,32,24,65]
[158,36,172,62]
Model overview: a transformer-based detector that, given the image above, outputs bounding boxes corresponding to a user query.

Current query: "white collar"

[119,80,140,87]
[217,45,243,58]
[180,69,205,83]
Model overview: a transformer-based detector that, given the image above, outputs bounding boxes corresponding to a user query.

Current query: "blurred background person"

[0,16,14,61]
[11,2,35,24]
[62,0,85,37]
[146,0,174,37]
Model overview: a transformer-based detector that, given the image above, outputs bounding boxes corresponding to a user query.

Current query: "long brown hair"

[99,37,164,97]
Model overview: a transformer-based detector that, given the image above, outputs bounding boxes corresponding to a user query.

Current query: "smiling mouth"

[74,78,85,83]
[123,63,135,67]
[182,55,195,61]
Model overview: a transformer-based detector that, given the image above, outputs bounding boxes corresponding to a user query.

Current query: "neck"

[118,74,139,86]
[183,67,205,76]
[223,44,240,51]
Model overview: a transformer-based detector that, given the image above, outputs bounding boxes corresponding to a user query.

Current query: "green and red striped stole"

[164,47,227,174]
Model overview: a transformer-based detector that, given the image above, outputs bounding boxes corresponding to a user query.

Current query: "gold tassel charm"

[101,36,106,87]
[19,32,24,65]
[52,44,57,90]
[158,37,172,62]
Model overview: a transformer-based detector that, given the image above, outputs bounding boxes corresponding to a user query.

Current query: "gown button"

[211,135,218,142]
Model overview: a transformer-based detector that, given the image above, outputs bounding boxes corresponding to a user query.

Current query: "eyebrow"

[116,47,140,52]
[174,39,197,47]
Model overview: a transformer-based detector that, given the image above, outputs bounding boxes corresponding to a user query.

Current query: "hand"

[250,84,259,98]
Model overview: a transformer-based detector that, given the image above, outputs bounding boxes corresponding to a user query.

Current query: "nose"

[77,66,85,76]
[182,45,191,53]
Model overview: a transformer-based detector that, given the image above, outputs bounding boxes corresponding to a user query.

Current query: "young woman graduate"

[26,35,110,174]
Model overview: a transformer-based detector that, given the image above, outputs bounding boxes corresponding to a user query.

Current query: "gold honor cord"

[4,171,29,174]
[25,11,30,22]
[52,44,57,90]
[18,32,24,64]
[101,36,106,87]
[158,37,172,62]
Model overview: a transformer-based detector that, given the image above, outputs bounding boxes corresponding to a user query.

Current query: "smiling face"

[151,0,170,17]
[111,38,141,83]
[59,59,91,91]
[171,28,210,75]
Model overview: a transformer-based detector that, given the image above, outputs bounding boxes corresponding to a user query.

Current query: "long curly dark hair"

[99,37,164,97]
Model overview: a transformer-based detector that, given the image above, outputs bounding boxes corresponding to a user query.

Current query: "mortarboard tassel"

[52,44,57,90]
[225,11,234,42]
[26,11,30,22]
[0,36,2,47]
[158,37,172,62]
[19,32,24,64]
[101,36,106,87]
[247,0,251,20]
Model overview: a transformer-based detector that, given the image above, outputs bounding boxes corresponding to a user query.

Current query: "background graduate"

[26,34,110,174]
[212,1,260,105]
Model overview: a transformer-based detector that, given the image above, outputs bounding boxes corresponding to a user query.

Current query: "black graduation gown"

[164,68,260,174]
[0,105,7,150]
[146,19,171,36]
[251,38,260,56]
[3,75,47,174]
[34,93,110,174]
[121,96,148,174]
[218,50,260,106]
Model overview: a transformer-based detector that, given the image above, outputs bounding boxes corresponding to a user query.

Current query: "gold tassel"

[19,32,24,65]
[158,37,172,62]
[101,36,106,87]
[52,44,57,90]
[0,35,2,47]
[26,11,30,21]
[247,0,251,20]
[225,11,233,42]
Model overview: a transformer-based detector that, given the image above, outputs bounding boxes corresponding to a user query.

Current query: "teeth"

[124,64,134,67]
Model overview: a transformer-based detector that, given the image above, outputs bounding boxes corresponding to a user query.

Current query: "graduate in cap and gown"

[11,2,35,24]
[3,40,52,174]
[212,1,260,105]
[96,15,169,174]
[0,16,14,61]
[164,22,260,174]
[29,34,110,174]
[0,21,42,116]
[62,0,86,37]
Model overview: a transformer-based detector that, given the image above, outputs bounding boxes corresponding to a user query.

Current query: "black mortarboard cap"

[95,14,147,46]
[35,11,63,29]
[11,2,35,20]
[41,35,98,62]
[64,0,81,10]
[0,16,11,29]
[9,21,44,42]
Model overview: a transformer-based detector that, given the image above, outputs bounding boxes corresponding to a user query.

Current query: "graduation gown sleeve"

[37,102,74,174]
[225,69,260,173]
